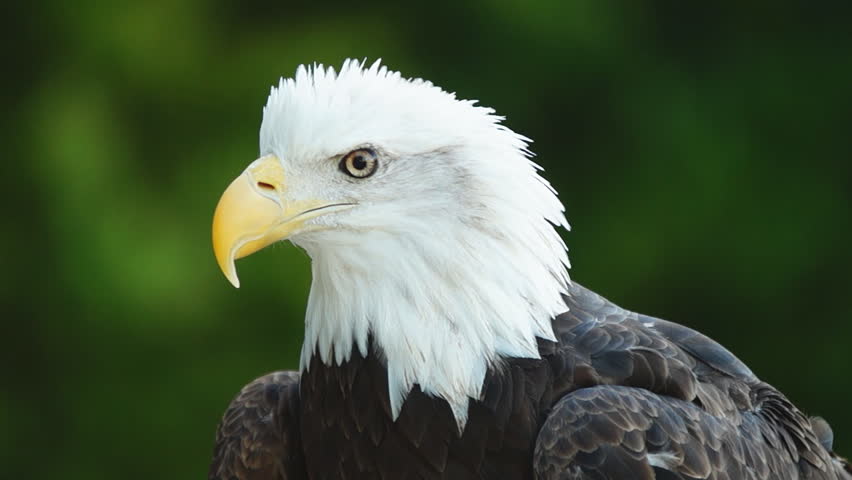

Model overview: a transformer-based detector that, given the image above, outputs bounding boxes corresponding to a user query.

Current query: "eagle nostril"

[257,182,275,192]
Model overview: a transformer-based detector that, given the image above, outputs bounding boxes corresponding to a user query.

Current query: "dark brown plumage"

[209,282,850,479]
[209,371,305,479]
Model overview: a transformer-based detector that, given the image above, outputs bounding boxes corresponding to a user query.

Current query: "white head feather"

[260,59,570,429]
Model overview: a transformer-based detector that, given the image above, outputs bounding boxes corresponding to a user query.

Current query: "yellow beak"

[212,155,352,288]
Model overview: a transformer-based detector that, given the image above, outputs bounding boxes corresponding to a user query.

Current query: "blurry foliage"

[3,1,851,478]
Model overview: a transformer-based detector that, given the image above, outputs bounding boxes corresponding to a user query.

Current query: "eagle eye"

[340,149,378,179]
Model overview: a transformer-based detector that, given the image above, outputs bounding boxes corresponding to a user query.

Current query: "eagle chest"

[298,352,552,479]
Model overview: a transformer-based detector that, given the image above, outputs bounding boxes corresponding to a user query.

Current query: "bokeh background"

[4,1,851,478]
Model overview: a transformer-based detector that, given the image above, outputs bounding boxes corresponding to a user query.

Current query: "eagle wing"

[208,371,305,480]
[533,283,845,479]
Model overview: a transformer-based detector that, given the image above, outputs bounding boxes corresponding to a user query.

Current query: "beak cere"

[212,155,291,288]
[212,155,357,287]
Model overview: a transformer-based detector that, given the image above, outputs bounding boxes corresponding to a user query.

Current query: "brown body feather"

[209,282,849,479]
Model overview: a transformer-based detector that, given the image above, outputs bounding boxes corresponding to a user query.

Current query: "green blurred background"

[4,1,851,478]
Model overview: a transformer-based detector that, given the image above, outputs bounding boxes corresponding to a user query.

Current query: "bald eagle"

[208,60,850,480]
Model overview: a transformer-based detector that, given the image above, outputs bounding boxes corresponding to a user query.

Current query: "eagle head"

[212,60,570,427]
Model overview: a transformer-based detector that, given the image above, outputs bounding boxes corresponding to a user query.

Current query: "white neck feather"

[298,174,569,430]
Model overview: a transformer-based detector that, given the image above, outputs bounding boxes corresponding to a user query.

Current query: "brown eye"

[340,148,378,178]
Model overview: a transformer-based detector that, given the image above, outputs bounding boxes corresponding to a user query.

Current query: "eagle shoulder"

[208,371,305,480]
[534,283,845,479]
